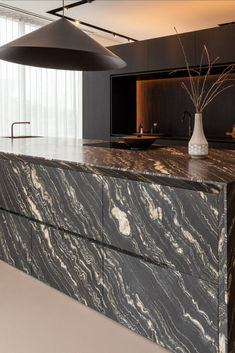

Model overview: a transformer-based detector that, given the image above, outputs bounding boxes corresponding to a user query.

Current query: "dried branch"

[169,68,200,76]
[181,82,196,105]
[201,84,234,111]
[197,46,211,109]
[196,46,206,102]
[200,64,234,111]
[175,28,235,113]
[174,27,197,107]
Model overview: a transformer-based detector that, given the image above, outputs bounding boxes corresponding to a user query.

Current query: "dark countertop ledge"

[0,137,234,192]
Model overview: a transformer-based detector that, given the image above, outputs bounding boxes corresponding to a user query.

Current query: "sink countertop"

[0,137,234,190]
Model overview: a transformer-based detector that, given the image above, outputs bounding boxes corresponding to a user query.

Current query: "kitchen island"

[0,137,234,353]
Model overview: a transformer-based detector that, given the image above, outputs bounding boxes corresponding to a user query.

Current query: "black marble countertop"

[0,137,234,189]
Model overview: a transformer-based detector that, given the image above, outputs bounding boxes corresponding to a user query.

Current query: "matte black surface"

[147,31,196,71]
[195,25,235,65]
[112,71,235,138]
[111,76,136,135]
[0,18,126,71]
[109,40,148,75]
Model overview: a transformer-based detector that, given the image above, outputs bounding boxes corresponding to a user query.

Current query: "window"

[0,10,82,138]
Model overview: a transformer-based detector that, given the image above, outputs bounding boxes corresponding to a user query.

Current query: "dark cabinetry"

[110,31,196,74]
[0,207,105,314]
[83,24,235,144]
[0,159,233,353]
[0,209,31,274]
[111,41,148,74]
[29,164,103,240]
[147,31,196,71]
[0,158,103,240]
[102,176,218,283]
[31,222,105,313]
[195,25,235,65]
[0,203,218,353]
[103,247,218,353]
[0,159,31,216]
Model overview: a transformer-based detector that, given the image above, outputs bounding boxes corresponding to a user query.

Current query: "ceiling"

[1,1,235,46]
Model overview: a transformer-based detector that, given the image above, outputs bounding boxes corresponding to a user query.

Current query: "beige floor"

[0,260,170,353]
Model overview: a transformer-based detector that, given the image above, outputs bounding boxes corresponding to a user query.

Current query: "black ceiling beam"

[47,0,138,42]
[47,0,95,15]
[53,13,137,42]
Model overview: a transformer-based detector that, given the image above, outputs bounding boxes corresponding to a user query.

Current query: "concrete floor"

[0,260,170,353]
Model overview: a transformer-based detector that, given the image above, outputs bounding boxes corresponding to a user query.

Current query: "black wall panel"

[147,31,196,71]
[195,25,235,65]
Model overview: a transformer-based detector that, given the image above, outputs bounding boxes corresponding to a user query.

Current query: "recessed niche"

[111,70,235,138]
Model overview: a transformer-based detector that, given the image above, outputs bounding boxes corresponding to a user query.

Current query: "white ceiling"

[1,1,235,46]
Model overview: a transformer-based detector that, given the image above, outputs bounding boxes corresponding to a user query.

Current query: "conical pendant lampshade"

[0,18,126,71]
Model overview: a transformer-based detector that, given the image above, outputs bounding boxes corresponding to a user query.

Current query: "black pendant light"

[0,8,126,71]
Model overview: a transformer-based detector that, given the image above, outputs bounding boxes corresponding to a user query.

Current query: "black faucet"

[182,111,193,137]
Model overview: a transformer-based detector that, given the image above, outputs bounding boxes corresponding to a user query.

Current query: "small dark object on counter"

[151,122,159,134]
[120,135,157,149]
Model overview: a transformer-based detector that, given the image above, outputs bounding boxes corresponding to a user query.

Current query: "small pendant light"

[0,3,126,71]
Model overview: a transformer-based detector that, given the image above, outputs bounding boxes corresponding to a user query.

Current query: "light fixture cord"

[63,0,65,17]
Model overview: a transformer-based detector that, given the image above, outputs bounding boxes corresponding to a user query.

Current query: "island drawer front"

[102,176,219,283]
[103,247,218,353]
[31,222,105,314]
[0,159,103,241]
[0,159,32,216]
[30,218,219,353]
[29,164,103,241]
[0,209,31,274]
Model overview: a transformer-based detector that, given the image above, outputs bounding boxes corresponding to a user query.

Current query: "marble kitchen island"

[0,137,234,353]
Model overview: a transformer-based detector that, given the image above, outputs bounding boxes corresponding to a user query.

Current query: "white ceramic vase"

[188,113,208,158]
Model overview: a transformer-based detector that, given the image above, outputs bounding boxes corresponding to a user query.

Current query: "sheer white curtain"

[0,11,82,138]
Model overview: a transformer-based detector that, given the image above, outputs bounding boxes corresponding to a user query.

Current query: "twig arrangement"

[171,27,234,113]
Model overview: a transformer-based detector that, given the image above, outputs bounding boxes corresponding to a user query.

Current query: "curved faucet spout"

[11,121,30,139]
